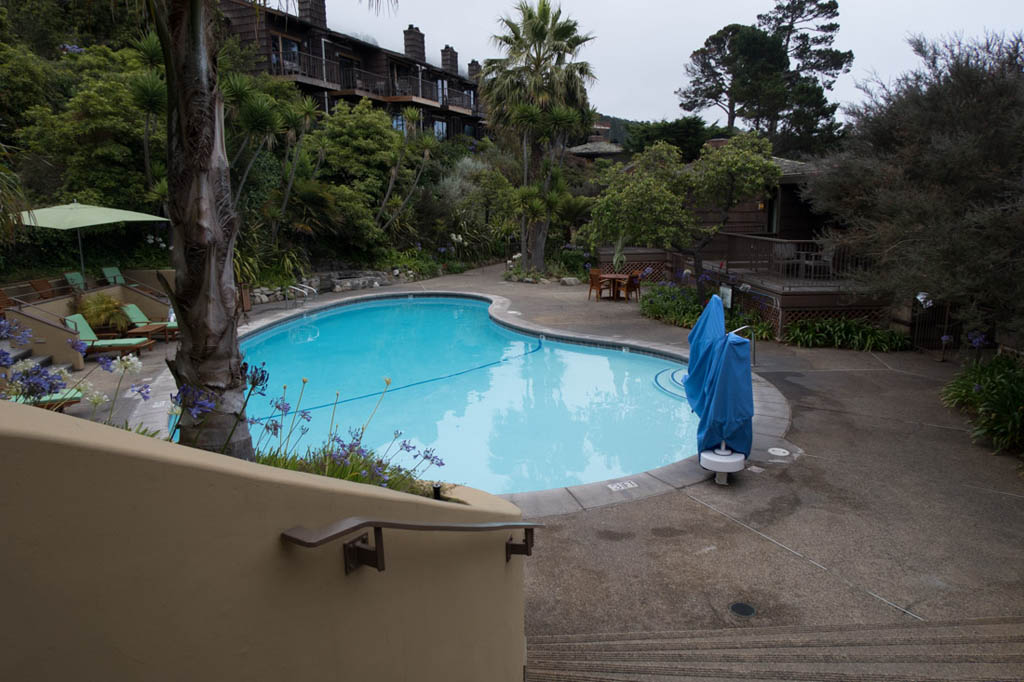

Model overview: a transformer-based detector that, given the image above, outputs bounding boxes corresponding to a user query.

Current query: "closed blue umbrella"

[683,294,725,416]
[697,332,754,457]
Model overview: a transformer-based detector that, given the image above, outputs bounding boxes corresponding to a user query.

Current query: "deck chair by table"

[623,273,642,303]
[65,313,155,355]
[588,270,612,301]
[102,266,141,288]
[122,303,177,341]
[64,271,87,292]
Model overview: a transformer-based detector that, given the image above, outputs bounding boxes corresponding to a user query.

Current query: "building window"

[271,35,301,73]
[433,120,447,140]
[392,114,405,134]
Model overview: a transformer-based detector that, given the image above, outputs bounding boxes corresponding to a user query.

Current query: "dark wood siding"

[776,184,822,240]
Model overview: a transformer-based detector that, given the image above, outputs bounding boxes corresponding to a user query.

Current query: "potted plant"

[77,292,132,334]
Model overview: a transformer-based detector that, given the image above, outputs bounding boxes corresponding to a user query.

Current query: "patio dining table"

[599,273,629,301]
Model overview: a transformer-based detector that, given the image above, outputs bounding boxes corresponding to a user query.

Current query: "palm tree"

[479,0,595,271]
[142,0,394,459]
[129,69,166,190]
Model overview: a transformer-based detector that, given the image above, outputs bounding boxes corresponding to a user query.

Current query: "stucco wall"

[3,307,85,371]
[0,401,528,681]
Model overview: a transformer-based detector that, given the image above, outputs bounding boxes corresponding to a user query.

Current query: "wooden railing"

[392,74,439,101]
[704,233,861,288]
[282,516,542,575]
[445,89,473,110]
[337,67,388,97]
[269,51,341,86]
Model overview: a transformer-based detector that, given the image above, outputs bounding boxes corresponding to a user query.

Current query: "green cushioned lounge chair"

[64,272,87,292]
[102,266,147,290]
[11,388,82,412]
[122,303,178,342]
[65,314,155,355]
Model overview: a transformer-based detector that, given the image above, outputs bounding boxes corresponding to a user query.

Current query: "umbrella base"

[700,449,745,486]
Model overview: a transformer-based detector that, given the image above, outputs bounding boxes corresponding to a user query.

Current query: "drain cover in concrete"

[730,602,756,617]
[607,480,638,492]
[767,447,790,457]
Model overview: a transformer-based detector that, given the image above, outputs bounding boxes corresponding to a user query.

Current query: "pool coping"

[131,290,796,518]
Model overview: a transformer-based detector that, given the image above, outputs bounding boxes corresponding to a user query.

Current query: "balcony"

[389,74,440,103]
[335,67,389,99]
[445,89,473,112]
[699,233,862,293]
[269,51,341,88]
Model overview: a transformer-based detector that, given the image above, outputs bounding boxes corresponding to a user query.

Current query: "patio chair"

[64,271,87,292]
[587,270,612,301]
[771,243,802,277]
[65,313,155,355]
[30,278,55,299]
[121,303,177,341]
[623,273,642,303]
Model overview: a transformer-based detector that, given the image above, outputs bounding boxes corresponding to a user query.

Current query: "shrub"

[784,317,910,352]
[639,282,775,340]
[941,354,1024,453]
[77,292,131,332]
[375,247,441,279]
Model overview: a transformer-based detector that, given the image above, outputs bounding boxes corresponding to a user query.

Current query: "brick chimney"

[467,59,481,81]
[441,45,458,74]
[297,0,326,29]
[404,25,425,63]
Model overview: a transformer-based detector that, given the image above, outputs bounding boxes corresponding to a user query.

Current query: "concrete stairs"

[526,616,1024,681]
[0,341,74,375]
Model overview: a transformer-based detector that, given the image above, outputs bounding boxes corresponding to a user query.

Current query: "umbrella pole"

[77,228,85,277]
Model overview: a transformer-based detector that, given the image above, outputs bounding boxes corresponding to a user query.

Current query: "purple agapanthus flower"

[0,349,12,368]
[272,396,291,414]
[67,338,89,356]
[130,383,151,401]
[10,364,66,402]
[170,385,217,419]
[97,355,116,372]
[242,361,270,396]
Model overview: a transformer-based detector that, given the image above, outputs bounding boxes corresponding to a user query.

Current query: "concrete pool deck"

[81,263,1023,635]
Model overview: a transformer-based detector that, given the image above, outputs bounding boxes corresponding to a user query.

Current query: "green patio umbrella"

[19,201,169,277]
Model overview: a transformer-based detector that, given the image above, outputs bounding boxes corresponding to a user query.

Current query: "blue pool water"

[240,297,698,494]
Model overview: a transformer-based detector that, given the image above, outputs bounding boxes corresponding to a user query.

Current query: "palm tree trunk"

[142,113,153,189]
[274,136,304,244]
[150,0,253,459]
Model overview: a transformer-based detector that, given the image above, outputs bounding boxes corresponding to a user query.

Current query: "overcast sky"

[323,0,1022,122]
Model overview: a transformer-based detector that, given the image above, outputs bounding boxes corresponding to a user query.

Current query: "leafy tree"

[756,0,852,152]
[625,116,729,159]
[757,0,853,91]
[676,24,789,133]
[579,142,696,270]
[803,33,1024,338]
[479,0,595,271]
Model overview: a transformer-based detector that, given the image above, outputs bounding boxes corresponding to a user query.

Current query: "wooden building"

[218,0,484,139]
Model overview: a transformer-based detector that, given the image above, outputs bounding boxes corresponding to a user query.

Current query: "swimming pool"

[240,296,699,494]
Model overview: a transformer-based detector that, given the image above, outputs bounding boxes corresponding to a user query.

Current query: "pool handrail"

[281,516,542,574]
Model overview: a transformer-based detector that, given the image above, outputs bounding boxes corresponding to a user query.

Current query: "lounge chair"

[64,272,87,292]
[10,388,82,412]
[0,288,16,317]
[30,278,55,299]
[65,313,155,355]
[121,303,177,341]
[102,266,140,288]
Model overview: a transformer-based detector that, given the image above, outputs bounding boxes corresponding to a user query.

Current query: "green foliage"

[690,132,781,221]
[639,282,775,339]
[77,292,131,332]
[942,354,1024,453]
[579,142,696,264]
[312,98,401,200]
[676,24,789,132]
[803,33,1024,339]
[624,116,730,159]
[784,318,910,351]
[374,247,442,279]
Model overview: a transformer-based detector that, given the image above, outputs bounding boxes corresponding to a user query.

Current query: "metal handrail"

[286,285,308,308]
[8,295,70,326]
[293,283,317,301]
[729,325,756,366]
[282,516,542,574]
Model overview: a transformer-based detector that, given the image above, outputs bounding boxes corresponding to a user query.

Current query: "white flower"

[11,359,37,373]
[113,354,143,375]
[86,391,109,407]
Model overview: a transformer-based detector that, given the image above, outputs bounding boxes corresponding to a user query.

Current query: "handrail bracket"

[506,528,534,562]
[344,526,385,574]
